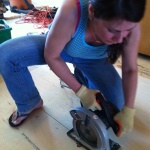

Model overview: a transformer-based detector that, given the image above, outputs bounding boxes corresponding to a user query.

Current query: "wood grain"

[0,65,150,150]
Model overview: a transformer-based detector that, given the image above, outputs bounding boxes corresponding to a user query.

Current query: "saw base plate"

[67,128,121,150]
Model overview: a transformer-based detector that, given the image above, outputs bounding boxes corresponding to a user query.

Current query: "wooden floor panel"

[0,70,84,150]
[0,65,150,150]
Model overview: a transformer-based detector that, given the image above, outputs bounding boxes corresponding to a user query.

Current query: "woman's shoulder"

[124,23,141,47]
[51,0,79,33]
[122,23,141,62]
[58,0,78,21]
[46,0,81,48]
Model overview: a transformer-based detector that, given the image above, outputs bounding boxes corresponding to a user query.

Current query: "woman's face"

[93,18,138,45]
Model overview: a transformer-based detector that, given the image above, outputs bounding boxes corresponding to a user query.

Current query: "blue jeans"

[0,35,124,113]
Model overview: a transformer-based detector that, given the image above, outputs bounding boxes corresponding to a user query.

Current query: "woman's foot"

[9,100,43,127]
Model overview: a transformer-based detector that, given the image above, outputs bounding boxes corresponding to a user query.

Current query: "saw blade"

[77,120,97,147]
[67,129,122,150]
[71,107,110,149]
[69,107,122,150]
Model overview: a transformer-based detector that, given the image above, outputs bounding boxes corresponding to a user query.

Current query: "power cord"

[15,6,58,29]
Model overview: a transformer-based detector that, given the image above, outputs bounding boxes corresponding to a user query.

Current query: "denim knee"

[0,44,9,74]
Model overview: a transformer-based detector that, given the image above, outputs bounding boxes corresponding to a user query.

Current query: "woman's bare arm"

[44,0,82,92]
[122,24,141,108]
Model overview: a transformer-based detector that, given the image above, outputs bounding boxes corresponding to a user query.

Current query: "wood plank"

[0,64,150,150]
[0,71,84,150]
[0,75,3,84]
[108,69,150,150]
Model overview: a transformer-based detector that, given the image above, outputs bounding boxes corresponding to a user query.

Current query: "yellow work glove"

[76,85,101,111]
[114,106,135,137]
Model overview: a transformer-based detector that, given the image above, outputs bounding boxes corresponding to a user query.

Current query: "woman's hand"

[76,85,102,111]
[114,106,135,136]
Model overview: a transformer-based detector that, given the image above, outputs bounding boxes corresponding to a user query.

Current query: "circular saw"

[67,93,122,150]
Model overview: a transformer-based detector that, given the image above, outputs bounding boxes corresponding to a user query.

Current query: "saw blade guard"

[70,107,110,150]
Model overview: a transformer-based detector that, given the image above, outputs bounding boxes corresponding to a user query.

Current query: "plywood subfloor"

[0,65,83,150]
[0,64,150,150]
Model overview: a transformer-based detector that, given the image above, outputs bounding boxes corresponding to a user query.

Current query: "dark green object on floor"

[0,19,12,44]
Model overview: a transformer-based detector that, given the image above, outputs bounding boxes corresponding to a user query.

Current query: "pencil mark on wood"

[22,133,40,150]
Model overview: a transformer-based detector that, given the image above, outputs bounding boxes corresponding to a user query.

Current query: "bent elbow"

[123,67,138,75]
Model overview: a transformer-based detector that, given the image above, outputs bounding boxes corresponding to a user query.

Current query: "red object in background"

[9,0,32,10]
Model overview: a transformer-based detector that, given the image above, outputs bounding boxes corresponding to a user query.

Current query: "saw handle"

[96,93,121,136]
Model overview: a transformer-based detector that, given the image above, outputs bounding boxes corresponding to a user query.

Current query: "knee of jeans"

[0,50,6,74]
[0,57,10,75]
[0,49,14,75]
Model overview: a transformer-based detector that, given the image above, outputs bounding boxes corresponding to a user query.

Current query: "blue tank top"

[63,0,108,59]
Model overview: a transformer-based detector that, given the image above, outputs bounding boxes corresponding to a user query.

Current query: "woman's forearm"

[122,69,138,108]
[45,56,82,93]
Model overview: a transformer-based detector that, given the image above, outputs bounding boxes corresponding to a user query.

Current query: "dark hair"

[90,0,146,63]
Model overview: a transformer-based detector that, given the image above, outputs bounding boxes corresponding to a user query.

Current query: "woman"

[0,0,146,137]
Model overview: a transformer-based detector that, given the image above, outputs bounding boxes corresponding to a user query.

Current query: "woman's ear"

[88,1,94,20]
